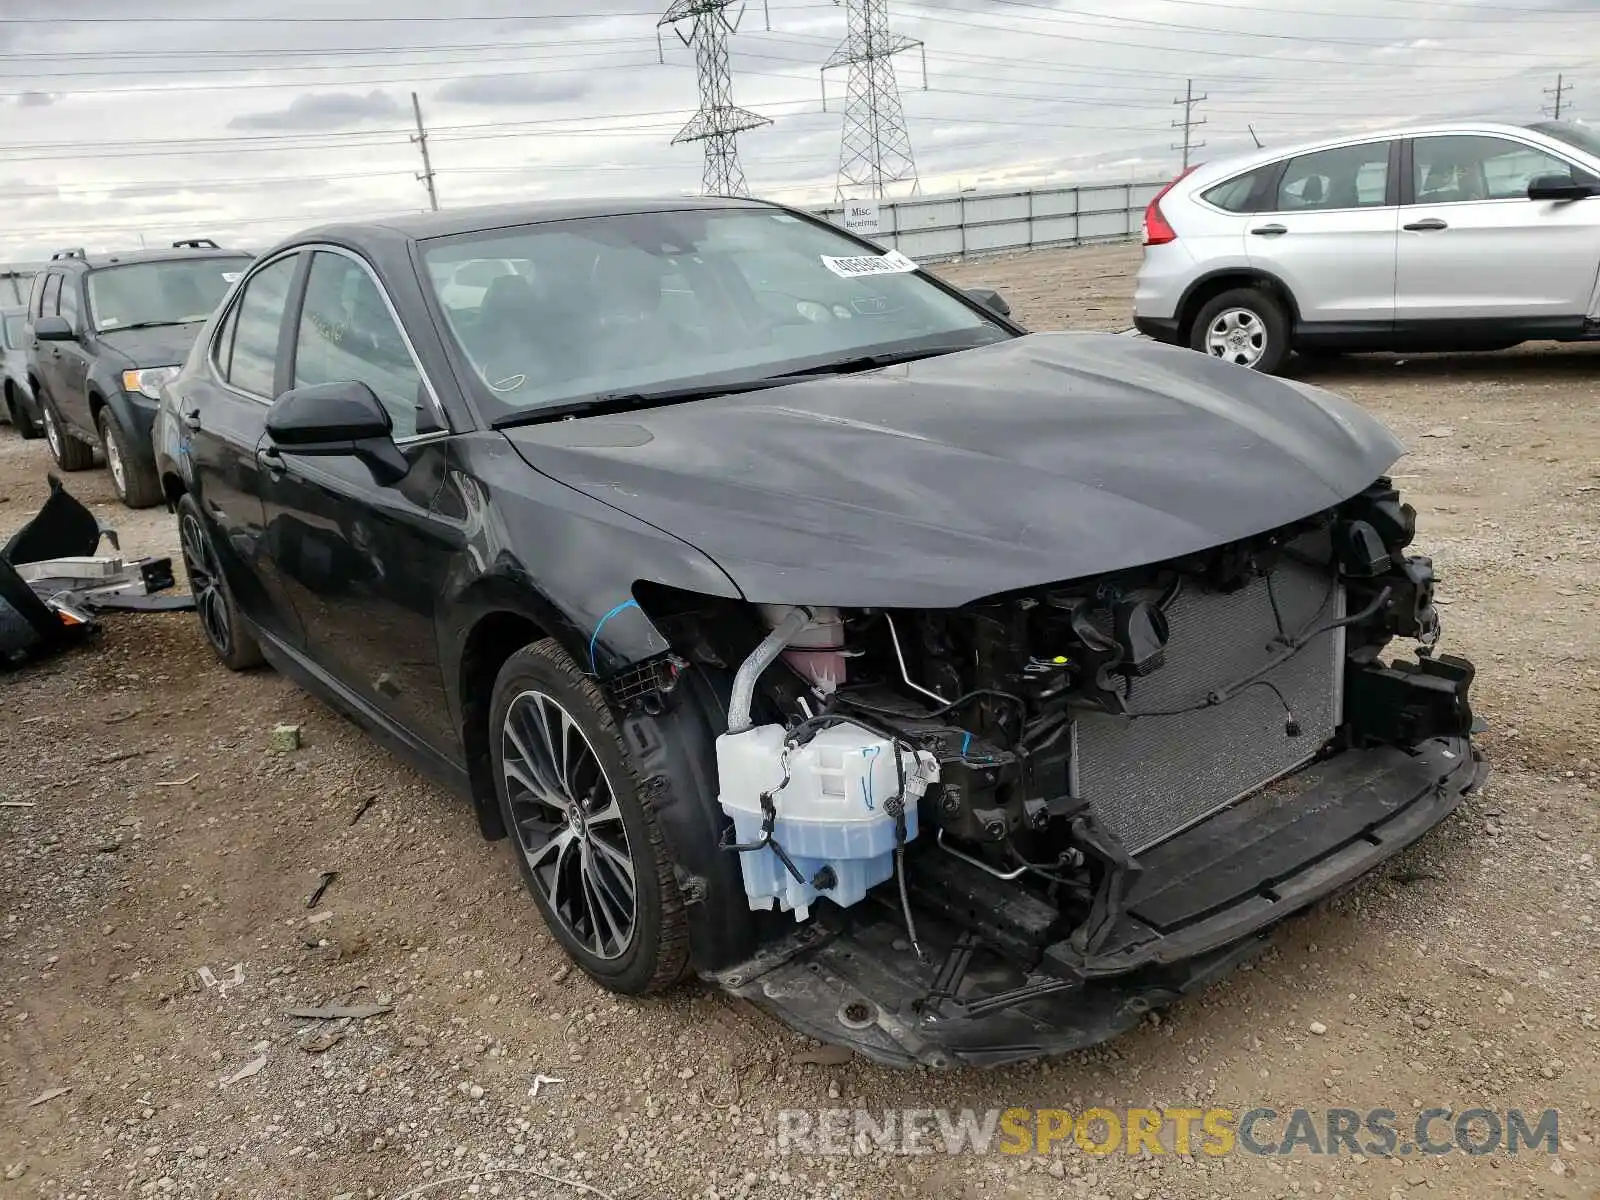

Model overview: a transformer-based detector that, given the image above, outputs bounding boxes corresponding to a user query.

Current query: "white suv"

[1132,120,1600,373]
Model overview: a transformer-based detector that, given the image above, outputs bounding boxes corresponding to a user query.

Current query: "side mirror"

[33,315,75,342]
[1528,174,1594,202]
[965,287,1012,318]
[265,380,409,486]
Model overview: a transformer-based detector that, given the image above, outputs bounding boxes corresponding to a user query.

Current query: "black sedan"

[153,198,1483,1068]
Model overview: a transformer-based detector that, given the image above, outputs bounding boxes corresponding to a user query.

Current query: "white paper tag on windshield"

[820,249,919,279]
[222,272,242,283]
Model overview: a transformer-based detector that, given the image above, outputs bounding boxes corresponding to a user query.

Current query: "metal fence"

[814,181,1165,262]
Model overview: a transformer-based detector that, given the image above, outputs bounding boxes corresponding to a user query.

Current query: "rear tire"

[490,638,690,996]
[99,407,162,509]
[175,494,263,671]
[41,398,95,470]
[1189,287,1291,374]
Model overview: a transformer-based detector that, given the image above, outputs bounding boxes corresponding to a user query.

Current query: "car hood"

[501,332,1405,608]
[94,322,204,367]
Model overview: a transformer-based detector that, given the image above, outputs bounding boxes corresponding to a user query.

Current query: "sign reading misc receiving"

[841,199,881,236]
[820,249,920,279]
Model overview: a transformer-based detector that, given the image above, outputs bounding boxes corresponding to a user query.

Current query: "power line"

[0,5,838,22]
[659,0,772,196]
[824,0,925,200]
[1172,78,1207,170]
[1544,72,1573,120]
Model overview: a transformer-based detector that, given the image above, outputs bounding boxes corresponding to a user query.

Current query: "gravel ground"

[2,242,1596,1200]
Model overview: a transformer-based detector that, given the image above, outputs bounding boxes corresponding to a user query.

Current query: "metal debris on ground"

[219,1055,266,1087]
[26,1086,71,1107]
[270,724,302,752]
[1,801,36,809]
[285,1003,393,1021]
[154,773,200,788]
[306,870,338,909]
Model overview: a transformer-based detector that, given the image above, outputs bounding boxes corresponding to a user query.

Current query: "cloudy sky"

[1,0,1595,260]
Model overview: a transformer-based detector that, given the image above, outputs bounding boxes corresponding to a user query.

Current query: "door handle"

[1403,218,1449,231]
[1250,224,1288,236]
[181,408,202,431]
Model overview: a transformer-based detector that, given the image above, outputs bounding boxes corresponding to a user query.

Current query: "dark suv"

[25,241,252,507]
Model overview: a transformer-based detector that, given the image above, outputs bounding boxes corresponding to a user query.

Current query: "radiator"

[1072,540,1345,856]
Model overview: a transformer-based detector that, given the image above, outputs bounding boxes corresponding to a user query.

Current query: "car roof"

[290,195,776,246]
[1182,120,1582,186]
[47,247,252,270]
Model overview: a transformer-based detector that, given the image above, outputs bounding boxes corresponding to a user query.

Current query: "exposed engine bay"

[629,476,1482,1066]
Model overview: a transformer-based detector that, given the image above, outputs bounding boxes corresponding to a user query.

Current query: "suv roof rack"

[51,248,87,261]
[172,238,220,250]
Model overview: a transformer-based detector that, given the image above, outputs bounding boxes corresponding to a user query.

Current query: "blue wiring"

[588,598,640,675]
[960,731,972,757]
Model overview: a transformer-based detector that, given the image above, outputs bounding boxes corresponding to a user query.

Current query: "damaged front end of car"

[622,474,1483,1068]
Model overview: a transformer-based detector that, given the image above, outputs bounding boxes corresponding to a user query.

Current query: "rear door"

[257,246,458,753]
[31,272,65,403]
[1395,133,1600,326]
[53,275,94,436]
[1243,139,1400,333]
[180,250,307,648]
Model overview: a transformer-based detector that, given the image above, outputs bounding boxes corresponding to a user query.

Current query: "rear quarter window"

[1200,165,1277,213]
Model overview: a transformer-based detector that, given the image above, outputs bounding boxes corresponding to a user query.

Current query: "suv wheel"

[1190,287,1290,374]
[41,399,96,471]
[176,494,263,671]
[9,391,42,440]
[98,407,162,509]
[489,639,690,996]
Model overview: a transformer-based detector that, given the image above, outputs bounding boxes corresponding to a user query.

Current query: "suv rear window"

[1201,165,1276,213]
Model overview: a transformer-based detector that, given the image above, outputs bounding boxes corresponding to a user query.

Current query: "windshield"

[1527,120,1600,159]
[420,207,1009,419]
[2,314,21,349]
[87,257,251,333]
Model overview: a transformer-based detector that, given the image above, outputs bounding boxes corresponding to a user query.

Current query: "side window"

[212,298,240,379]
[40,273,62,318]
[226,254,299,397]
[292,251,423,439]
[1275,142,1391,211]
[27,272,46,318]
[58,277,81,332]
[1412,135,1593,204]
[1202,164,1277,213]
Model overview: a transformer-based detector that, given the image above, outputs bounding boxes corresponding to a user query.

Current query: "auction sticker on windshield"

[820,249,919,278]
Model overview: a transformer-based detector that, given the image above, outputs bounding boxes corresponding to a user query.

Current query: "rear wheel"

[12,391,42,440]
[490,639,690,995]
[1189,287,1291,374]
[98,407,162,509]
[41,398,95,470]
[176,494,263,671]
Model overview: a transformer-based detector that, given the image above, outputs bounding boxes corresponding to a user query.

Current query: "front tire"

[490,639,690,995]
[41,398,95,470]
[1190,287,1291,374]
[175,494,263,671]
[99,408,162,509]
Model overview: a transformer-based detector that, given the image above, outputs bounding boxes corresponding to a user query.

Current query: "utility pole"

[823,0,926,201]
[411,91,439,212]
[659,0,771,197]
[1171,78,1207,170]
[1544,72,1572,120]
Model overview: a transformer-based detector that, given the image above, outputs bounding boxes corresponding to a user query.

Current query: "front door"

[1244,139,1400,333]
[181,250,307,648]
[1395,133,1600,326]
[258,248,459,755]
[52,275,94,436]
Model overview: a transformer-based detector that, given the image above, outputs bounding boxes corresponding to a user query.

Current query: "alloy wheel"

[103,424,127,497]
[1203,307,1268,368]
[179,511,232,658]
[501,689,637,960]
[42,406,61,459]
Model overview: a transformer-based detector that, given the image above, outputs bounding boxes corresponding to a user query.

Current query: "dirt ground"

[2,242,1597,1200]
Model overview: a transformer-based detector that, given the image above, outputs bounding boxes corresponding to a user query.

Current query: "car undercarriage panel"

[712,735,1483,1068]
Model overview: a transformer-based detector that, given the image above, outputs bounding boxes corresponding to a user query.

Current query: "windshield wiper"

[778,337,1000,378]
[492,376,800,428]
[100,319,201,332]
